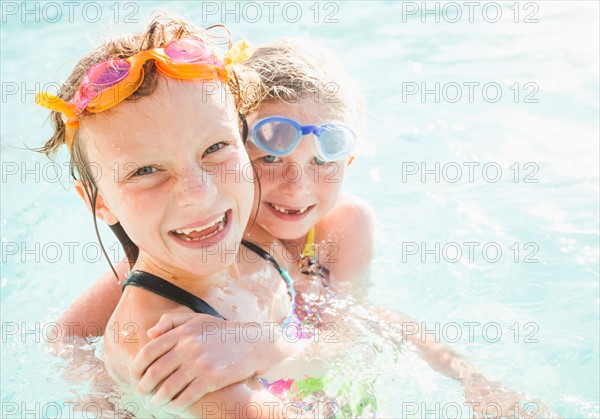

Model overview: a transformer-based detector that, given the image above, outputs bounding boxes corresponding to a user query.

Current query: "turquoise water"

[1,1,598,417]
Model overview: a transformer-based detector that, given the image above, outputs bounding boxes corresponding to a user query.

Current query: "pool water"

[1,1,598,417]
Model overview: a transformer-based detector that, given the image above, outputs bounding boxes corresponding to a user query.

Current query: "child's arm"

[185,380,292,419]
[376,307,487,380]
[128,313,309,411]
[376,307,552,417]
[105,313,291,418]
[56,259,128,341]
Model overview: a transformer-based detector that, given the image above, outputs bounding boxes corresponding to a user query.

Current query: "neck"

[244,224,308,263]
[133,251,241,295]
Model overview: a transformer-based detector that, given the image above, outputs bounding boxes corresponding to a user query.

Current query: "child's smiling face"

[80,78,254,277]
[246,99,349,241]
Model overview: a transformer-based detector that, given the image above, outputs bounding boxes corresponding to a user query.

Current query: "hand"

[463,376,558,418]
[51,337,133,418]
[51,336,103,383]
[129,313,276,414]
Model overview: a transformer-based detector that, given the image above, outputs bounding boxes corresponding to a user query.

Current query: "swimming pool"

[1,1,598,417]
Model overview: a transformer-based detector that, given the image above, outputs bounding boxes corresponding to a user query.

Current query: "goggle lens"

[84,59,131,90]
[76,59,131,110]
[164,38,211,62]
[319,124,355,158]
[255,120,299,155]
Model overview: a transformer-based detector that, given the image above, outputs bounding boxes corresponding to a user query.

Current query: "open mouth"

[266,203,315,220]
[269,203,312,215]
[171,211,229,242]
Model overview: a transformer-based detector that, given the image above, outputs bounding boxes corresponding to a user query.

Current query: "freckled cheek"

[105,186,165,228]
[263,166,290,187]
[257,175,283,201]
[118,194,144,215]
[227,175,254,215]
[219,148,252,176]
[215,156,254,214]
[317,166,345,200]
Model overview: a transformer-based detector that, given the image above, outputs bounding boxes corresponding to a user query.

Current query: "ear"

[74,180,119,225]
[347,155,356,167]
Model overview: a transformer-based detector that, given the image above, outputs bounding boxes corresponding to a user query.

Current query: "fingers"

[135,346,182,395]
[160,377,216,414]
[148,313,198,339]
[129,332,178,383]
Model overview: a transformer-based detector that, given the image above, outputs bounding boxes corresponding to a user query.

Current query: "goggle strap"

[35,92,77,117]
[64,117,79,151]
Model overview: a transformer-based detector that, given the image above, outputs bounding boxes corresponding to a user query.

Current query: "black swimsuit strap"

[122,241,286,321]
[241,239,283,274]
[122,271,225,320]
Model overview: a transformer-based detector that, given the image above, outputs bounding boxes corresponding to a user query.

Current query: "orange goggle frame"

[36,38,253,150]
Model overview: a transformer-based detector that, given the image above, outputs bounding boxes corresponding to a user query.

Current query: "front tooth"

[180,221,225,241]
[177,214,225,235]
[272,204,309,214]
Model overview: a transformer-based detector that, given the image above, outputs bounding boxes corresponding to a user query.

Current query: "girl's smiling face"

[80,78,254,278]
[246,99,348,241]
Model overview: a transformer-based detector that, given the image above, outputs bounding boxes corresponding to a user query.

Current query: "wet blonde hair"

[243,37,364,128]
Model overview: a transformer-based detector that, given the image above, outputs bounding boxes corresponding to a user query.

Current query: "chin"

[269,224,309,241]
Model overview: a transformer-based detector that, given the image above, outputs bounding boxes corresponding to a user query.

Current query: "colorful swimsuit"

[298,226,330,285]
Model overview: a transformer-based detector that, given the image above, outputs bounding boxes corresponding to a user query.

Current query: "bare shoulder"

[319,192,375,239]
[102,289,185,382]
[316,192,376,289]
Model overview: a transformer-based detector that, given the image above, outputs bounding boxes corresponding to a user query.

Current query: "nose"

[277,161,312,198]
[174,162,218,207]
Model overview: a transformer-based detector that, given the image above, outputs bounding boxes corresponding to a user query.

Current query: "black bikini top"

[122,240,289,320]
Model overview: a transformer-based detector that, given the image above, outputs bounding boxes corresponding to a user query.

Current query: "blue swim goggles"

[250,116,357,162]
